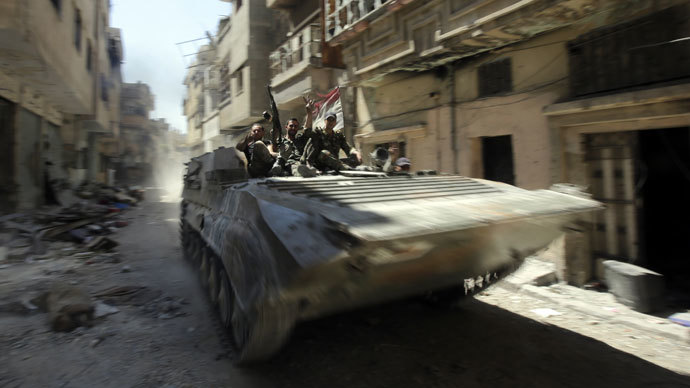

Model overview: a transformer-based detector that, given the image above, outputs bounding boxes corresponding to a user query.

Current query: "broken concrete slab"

[502,257,558,289]
[93,302,120,319]
[45,283,95,332]
[85,236,119,252]
[603,260,664,313]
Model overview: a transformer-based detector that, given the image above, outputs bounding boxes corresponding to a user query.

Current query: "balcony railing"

[325,0,391,41]
[270,24,322,78]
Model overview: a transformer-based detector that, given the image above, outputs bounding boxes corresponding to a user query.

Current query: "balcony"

[325,0,395,42]
[269,24,339,108]
[327,0,622,81]
[270,24,322,80]
[266,0,302,9]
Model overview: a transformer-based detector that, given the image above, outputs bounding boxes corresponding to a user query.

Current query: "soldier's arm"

[303,97,315,131]
[235,131,251,152]
[341,134,362,163]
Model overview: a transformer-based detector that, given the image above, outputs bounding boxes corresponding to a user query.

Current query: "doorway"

[638,127,690,295]
[482,135,515,185]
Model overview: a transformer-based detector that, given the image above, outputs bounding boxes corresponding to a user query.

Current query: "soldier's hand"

[353,150,362,164]
[303,96,314,113]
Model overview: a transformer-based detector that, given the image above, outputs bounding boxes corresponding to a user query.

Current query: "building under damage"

[0,0,122,211]
[183,0,690,292]
[184,0,289,155]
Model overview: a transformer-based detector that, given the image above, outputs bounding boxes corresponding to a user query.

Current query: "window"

[235,68,243,95]
[219,62,231,101]
[74,8,82,51]
[86,40,92,71]
[100,74,109,103]
[478,58,512,97]
[50,0,61,13]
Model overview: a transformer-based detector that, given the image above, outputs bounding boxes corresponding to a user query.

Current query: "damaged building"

[267,0,346,120]
[0,0,123,211]
[183,0,288,154]
[117,82,155,185]
[323,0,690,291]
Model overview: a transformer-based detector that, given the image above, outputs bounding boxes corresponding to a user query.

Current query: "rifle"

[265,85,283,150]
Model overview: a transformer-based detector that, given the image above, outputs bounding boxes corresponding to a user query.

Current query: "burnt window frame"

[478,57,513,97]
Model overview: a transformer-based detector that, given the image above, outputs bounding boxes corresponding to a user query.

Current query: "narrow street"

[1,197,688,388]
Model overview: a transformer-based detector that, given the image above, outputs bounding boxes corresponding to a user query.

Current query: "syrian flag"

[312,87,344,130]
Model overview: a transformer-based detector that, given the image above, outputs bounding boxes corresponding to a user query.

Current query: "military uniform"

[302,128,358,171]
[236,139,275,178]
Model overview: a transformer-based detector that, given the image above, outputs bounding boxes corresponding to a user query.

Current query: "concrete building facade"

[0,0,122,211]
[118,82,155,185]
[267,0,345,121]
[326,0,690,289]
[183,0,288,155]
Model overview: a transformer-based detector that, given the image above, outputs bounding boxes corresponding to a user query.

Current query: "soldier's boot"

[270,157,285,177]
[292,163,317,178]
[319,151,350,171]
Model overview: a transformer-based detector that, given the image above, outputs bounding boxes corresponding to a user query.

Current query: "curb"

[497,280,690,345]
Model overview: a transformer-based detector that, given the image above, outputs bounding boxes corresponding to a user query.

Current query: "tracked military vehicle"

[180,146,601,363]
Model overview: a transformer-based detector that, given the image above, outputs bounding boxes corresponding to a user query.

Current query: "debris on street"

[668,312,690,327]
[44,282,95,332]
[531,308,563,318]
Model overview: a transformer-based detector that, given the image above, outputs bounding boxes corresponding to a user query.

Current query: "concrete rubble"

[500,257,690,344]
[0,184,144,333]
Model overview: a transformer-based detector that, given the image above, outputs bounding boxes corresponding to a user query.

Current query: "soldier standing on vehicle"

[302,112,362,172]
[236,123,277,178]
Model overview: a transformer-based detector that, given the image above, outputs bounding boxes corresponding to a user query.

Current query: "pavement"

[498,257,690,344]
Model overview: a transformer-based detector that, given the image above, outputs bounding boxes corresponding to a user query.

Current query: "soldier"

[236,123,277,178]
[394,157,411,172]
[301,112,361,172]
[270,98,316,176]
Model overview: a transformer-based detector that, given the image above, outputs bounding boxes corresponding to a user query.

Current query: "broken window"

[478,58,512,97]
[74,8,82,51]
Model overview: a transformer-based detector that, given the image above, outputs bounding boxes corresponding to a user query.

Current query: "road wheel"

[230,298,296,365]
[218,268,234,329]
[208,255,221,306]
[199,248,210,289]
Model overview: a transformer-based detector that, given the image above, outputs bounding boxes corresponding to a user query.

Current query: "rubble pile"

[0,184,144,331]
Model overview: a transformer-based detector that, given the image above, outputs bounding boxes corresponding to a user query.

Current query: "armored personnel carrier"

[180,147,601,363]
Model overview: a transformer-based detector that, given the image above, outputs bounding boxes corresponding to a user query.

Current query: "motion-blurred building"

[183,0,288,155]
[267,0,345,122]
[325,0,690,290]
[0,0,122,211]
[118,82,155,185]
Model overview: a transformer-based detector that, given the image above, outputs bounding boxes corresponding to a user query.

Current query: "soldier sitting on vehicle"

[236,123,277,178]
[270,98,317,176]
[300,112,362,172]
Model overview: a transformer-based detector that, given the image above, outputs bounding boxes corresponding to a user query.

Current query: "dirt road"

[1,199,689,388]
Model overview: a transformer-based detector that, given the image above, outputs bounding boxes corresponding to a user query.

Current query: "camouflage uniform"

[302,128,359,171]
[284,127,320,177]
[236,139,275,178]
[269,137,295,176]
